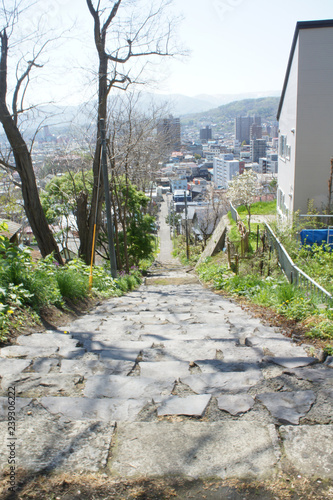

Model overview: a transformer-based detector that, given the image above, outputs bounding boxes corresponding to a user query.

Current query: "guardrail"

[230,202,238,223]
[265,222,332,303]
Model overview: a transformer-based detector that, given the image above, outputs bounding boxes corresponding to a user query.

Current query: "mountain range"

[148,90,281,116]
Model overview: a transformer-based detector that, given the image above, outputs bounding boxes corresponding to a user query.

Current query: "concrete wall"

[294,27,333,213]
[277,38,298,217]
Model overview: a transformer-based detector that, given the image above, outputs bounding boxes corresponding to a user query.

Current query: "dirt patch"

[0,471,332,499]
[145,276,199,286]
[1,297,100,347]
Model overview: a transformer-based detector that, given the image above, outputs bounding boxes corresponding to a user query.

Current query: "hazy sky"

[5,0,333,105]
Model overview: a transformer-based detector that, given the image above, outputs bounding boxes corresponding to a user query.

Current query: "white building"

[213,155,241,188]
[259,153,278,174]
[277,19,333,218]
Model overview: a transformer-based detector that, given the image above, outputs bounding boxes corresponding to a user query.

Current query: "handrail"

[265,222,332,303]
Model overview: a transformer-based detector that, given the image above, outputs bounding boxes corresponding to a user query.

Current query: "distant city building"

[157,115,181,152]
[213,154,245,188]
[251,138,267,163]
[235,116,261,144]
[200,125,212,142]
[170,177,188,192]
[250,123,263,140]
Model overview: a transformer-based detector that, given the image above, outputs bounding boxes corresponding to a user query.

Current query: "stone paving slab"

[0,345,59,358]
[0,358,32,376]
[245,335,305,353]
[157,394,212,417]
[0,374,84,397]
[303,388,333,424]
[288,365,333,385]
[109,421,279,478]
[40,396,147,422]
[280,424,333,478]
[217,394,255,415]
[142,340,234,363]
[95,348,142,362]
[266,356,317,369]
[59,359,134,376]
[139,361,191,379]
[32,358,59,374]
[216,345,265,364]
[0,397,32,420]
[84,375,175,399]
[0,405,115,472]
[181,369,263,395]
[16,333,79,348]
[256,391,316,425]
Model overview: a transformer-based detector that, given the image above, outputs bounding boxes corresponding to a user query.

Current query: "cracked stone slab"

[83,340,151,351]
[32,358,59,374]
[287,365,333,385]
[16,333,79,348]
[40,396,146,422]
[245,335,303,352]
[0,358,32,376]
[84,374,175,399]
[280,425,333,478]
[0,405,115,472]
[157,394,212,417]
[60,359,134,376]
[0,345,59,358]
[142,340,230,363]
[217,394,255,415]
[265,356,316,369]
[95,348,142,362]
[0,374,84,397]
[139,361,190,379]
[256,391,316,425]
[303,388,333,424]
[215,345,264,364]
[0,397,32,420]
[109,421,279,479]
[180,324,232,339]
[193,359,248,373]
[180,369,262,395]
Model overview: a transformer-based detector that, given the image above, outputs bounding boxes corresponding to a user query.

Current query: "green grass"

[237,200,277,216]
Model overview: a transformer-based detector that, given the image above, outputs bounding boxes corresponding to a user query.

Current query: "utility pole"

[100,119,117,278]
[184,189,190,260]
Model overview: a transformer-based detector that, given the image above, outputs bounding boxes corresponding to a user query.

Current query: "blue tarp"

[300,229,333,247]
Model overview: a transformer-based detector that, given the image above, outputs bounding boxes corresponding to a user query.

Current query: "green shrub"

[56,269,89,301]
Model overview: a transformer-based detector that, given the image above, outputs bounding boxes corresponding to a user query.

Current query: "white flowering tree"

[228,169,259,233]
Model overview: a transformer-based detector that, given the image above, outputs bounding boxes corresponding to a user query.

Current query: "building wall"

[294,27,333,213]
[277,38,299,217]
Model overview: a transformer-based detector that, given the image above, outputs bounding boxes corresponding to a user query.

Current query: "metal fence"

[265,223,332,303]
[230,202,238,223]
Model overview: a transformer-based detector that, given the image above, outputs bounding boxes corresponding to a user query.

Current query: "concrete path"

[0,198,333,482]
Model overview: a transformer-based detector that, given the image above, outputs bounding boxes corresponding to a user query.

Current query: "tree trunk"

[0,104,63,263]
[0,30,62,263]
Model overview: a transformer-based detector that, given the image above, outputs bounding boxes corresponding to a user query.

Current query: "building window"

[279,135,291,160]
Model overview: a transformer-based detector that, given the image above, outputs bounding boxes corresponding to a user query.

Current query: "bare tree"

[102,92,168,271]
[0,2,63,263]
[78,0,179,264]
[194,186,228,248]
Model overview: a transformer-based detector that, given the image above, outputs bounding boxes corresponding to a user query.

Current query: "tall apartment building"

[235,116,261,144]
[250,123,263,140]
[213,154,244,188]
[157,115,181,152]
[251,138,267,163]
[200,125,212,142]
